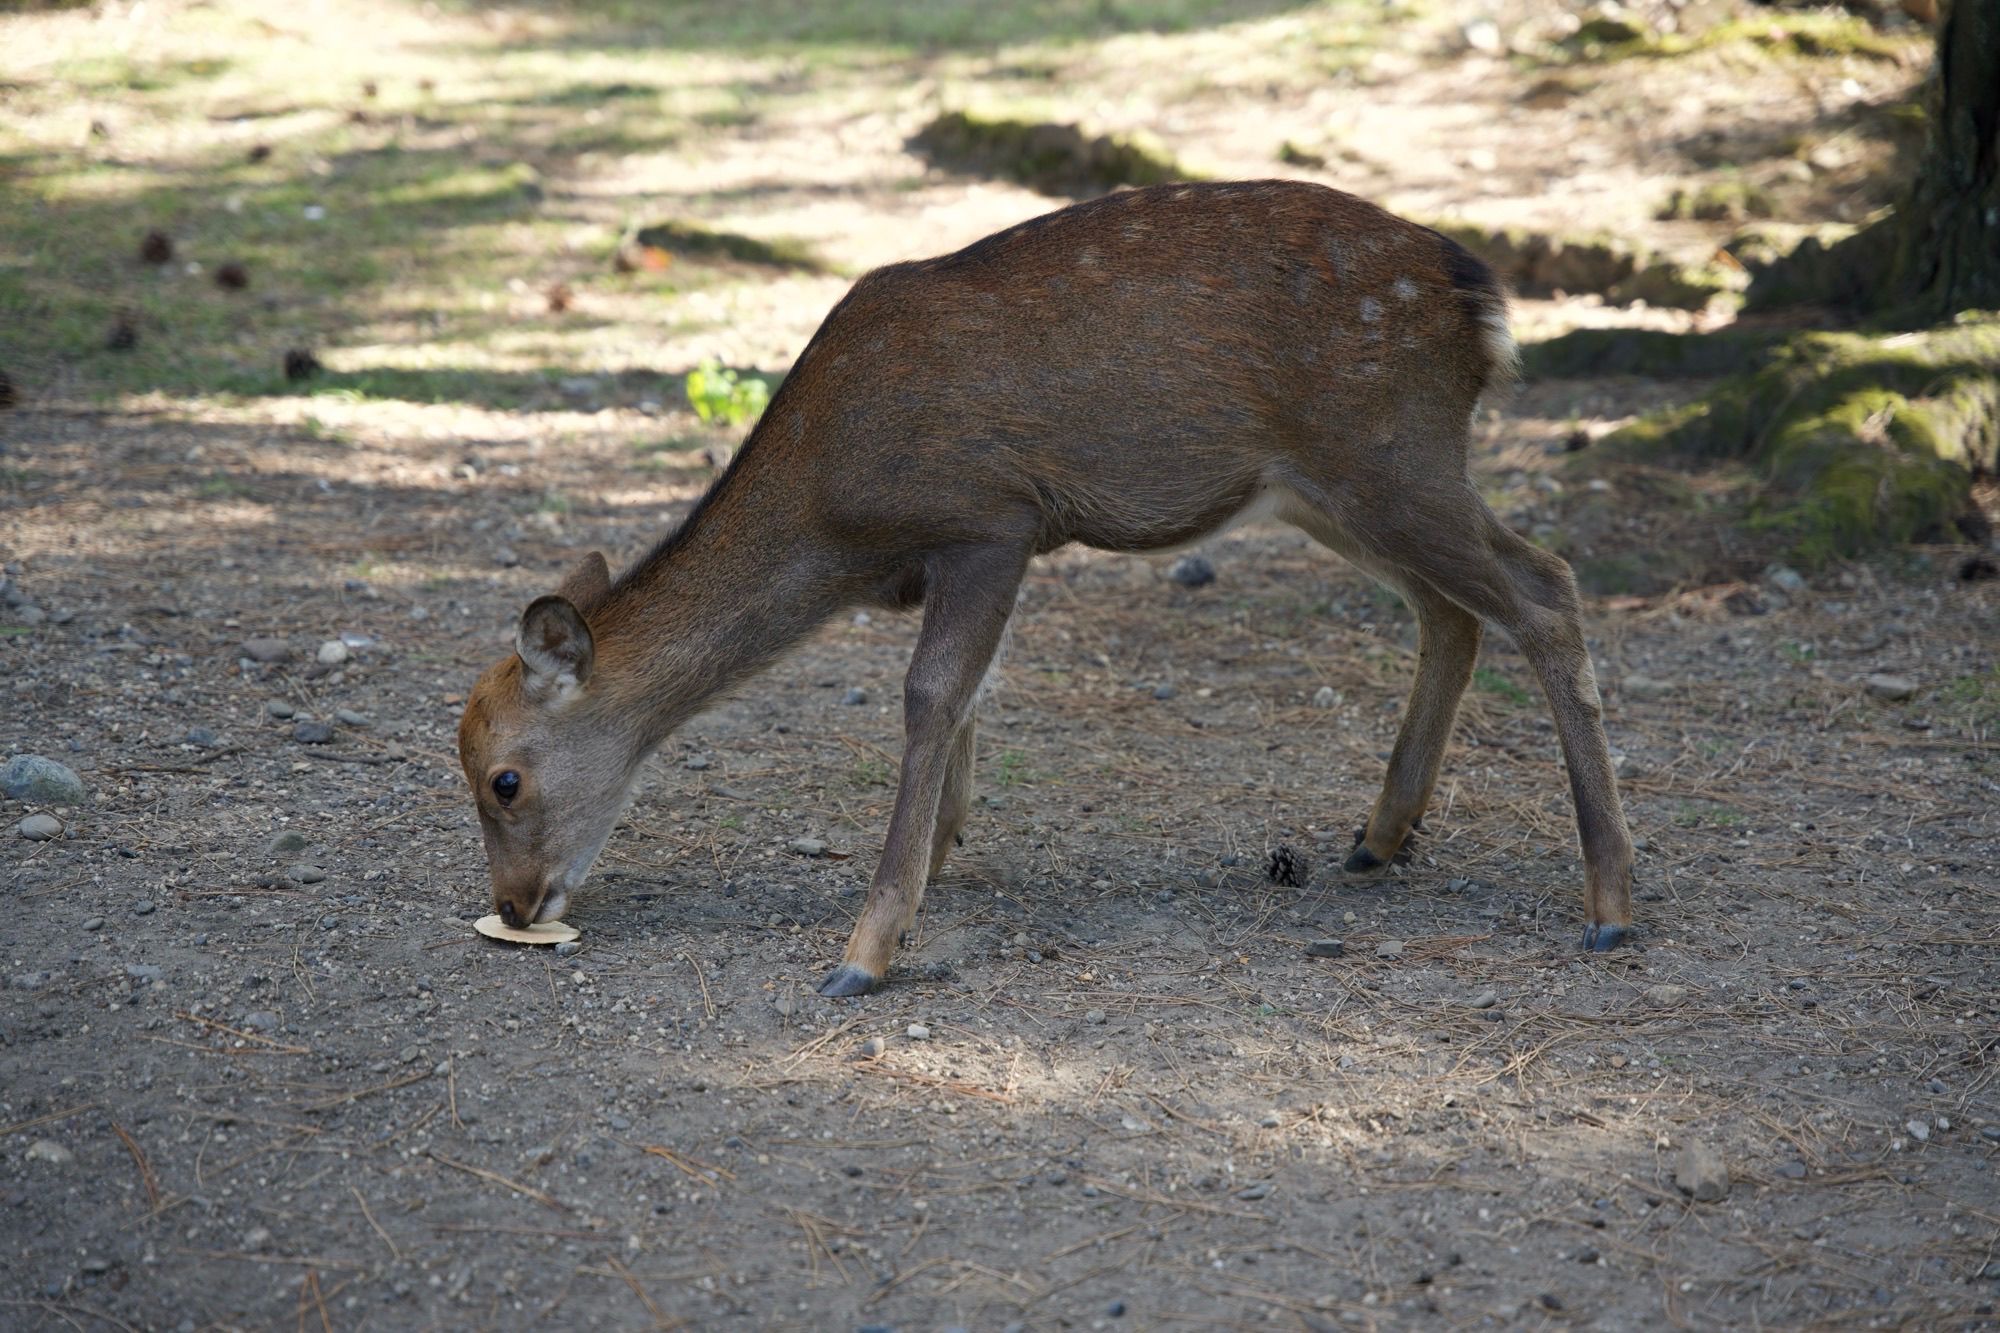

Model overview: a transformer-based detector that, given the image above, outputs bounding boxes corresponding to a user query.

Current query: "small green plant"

[995,750,1041,787]
[685,360,770,427]
[1473,666,1533,706]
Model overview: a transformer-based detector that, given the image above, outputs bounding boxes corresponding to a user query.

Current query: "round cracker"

[473,914,580,945]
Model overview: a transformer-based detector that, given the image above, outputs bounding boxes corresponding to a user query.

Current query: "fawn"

[458,180,1635,996]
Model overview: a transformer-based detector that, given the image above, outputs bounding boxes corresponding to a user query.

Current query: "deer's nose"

[498,899,524,929]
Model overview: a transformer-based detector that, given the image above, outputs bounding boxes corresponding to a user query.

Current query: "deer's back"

[755,181,1509,553]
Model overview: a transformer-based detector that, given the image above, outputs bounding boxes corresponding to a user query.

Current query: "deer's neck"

[593,471,844,747]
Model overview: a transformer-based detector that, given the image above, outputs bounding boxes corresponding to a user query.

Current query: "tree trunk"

[1889,0,2000,317]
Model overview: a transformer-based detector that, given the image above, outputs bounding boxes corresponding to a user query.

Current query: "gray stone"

[334,708,369,727]
[242,1226,273,1251]
[1085,1009,1107,1025]
[241,1010,279,1031]
[1467,989,1499,1010]
[1765,565,1806,596]
[1674,1141,1730,1202]
[266,830,308,856]
[1620,673,1673,701]
[1374,939,1405,960]
[240,637,292,663]
[1645,984,1690,1007]
[788,837,829,858]
[554,940,582,957]
[840,687,867,706]
[493,547,520,568]
[1167,554,1215,587]
[906,1023,931,1040]
[315,639,349,666]
[2,755,86,805]
[1303,938,1345,959]
[132,900,155,916]
[1312,686,1337,708]
[265,699,295,719]
[24,1139,74,1166]
[292,721,334,745]
[18,813,62,841]
[859,1036,887,1058]
[1906,1119,1930,1144]
[82,917,104,932]
[125,964,163,983]
[1258,1111,1282,1128]
[185,726,219,748]
[290,864,326,884]
[1865,673,1918,702]
[1776,1160,1807,1180]
[683,756,710,770]
[1151,683,1176,701]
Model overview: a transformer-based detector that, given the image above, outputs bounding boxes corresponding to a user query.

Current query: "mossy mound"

[622,221,830,273]
[1598,318,2000,564]
[1559,11,1907,63]
[1521,327,1788,380]
[1656,179,1775,223]
[908,111,1190,198]
[1429,221,1741,311]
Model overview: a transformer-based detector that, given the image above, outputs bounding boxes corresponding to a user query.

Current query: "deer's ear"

[516,595,594,695]
[555,551,611,614]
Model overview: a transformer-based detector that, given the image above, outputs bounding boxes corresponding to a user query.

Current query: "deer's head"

[458,552,640,928]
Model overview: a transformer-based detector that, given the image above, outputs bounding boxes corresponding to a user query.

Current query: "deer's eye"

[492,771,521,805]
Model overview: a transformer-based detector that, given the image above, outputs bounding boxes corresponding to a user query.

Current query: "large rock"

[1,754,86,805]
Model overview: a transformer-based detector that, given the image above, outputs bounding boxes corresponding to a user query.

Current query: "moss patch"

[625,221,831,273]
[1521,328,1788,381]
[908,111,1191,198]
[1598,319,2000,565]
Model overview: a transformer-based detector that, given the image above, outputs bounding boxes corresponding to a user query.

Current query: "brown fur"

[457,180,1634,988]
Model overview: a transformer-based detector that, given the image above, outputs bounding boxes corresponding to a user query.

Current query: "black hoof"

[1581,922,1631,952]
[1343,845,1386,874]
[817,964,881,997]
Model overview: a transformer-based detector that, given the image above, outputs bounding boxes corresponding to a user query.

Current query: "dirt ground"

[4,1,1999,1330]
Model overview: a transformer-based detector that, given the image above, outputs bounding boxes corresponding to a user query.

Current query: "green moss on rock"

[1600,318,2000,564]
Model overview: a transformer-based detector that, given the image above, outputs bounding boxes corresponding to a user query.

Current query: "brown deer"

[458,180,1635,997]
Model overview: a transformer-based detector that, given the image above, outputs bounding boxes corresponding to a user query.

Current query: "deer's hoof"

[1343,844,1387,874]
[817,963,881,998]
[1581,922,1631,952]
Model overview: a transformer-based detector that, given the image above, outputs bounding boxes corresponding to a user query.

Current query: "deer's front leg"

[818,545,1025,997]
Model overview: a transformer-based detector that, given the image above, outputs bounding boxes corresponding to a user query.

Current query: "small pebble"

[840,687,867,706]
[1674,1140,1730,1202]
[1906,1119,1930,1143]
[290,864,327,884]
[242,1226,273,1251]
[1235,1180,1271,1200]
[1259,1111,1282,1128]
[1303,938,1345,959]
[1776,1161,1807,1180]
[906,1024,930,1040]
[265,699,295,719]
[242,1010,279,1031]
[18,813,62,841]
[334,708,369,727]
[266,830,308,856]
[293,721,334,745]
[185,726,219,748]
[82,917,104,932]
[1167,554,1215,587]
[1982,1126,2000,1144]
[1106,1300,1128,1317]
[684,756,710,770]
[1151,683,1176,701]
[788,837,828,857]
[24,1140,74,1166]
[240,637,292,664]
[1864,673,1917,702]
[1374,939,1405,960]
[132,900,155,916]
[1312,685,1336,708]
[554,940,582,957]
[1085,1009,1107,1025]
[1645,984,1690,1007]
[859,1036,887,1058]
[1467,989,1498,1010]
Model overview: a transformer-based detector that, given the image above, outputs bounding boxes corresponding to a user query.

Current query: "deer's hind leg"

[1278,479,1634,950]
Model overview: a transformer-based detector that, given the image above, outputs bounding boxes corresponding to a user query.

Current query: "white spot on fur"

[1359,296,1382,322]
[1077,246,1100,267]
[1393,275,1419,302]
